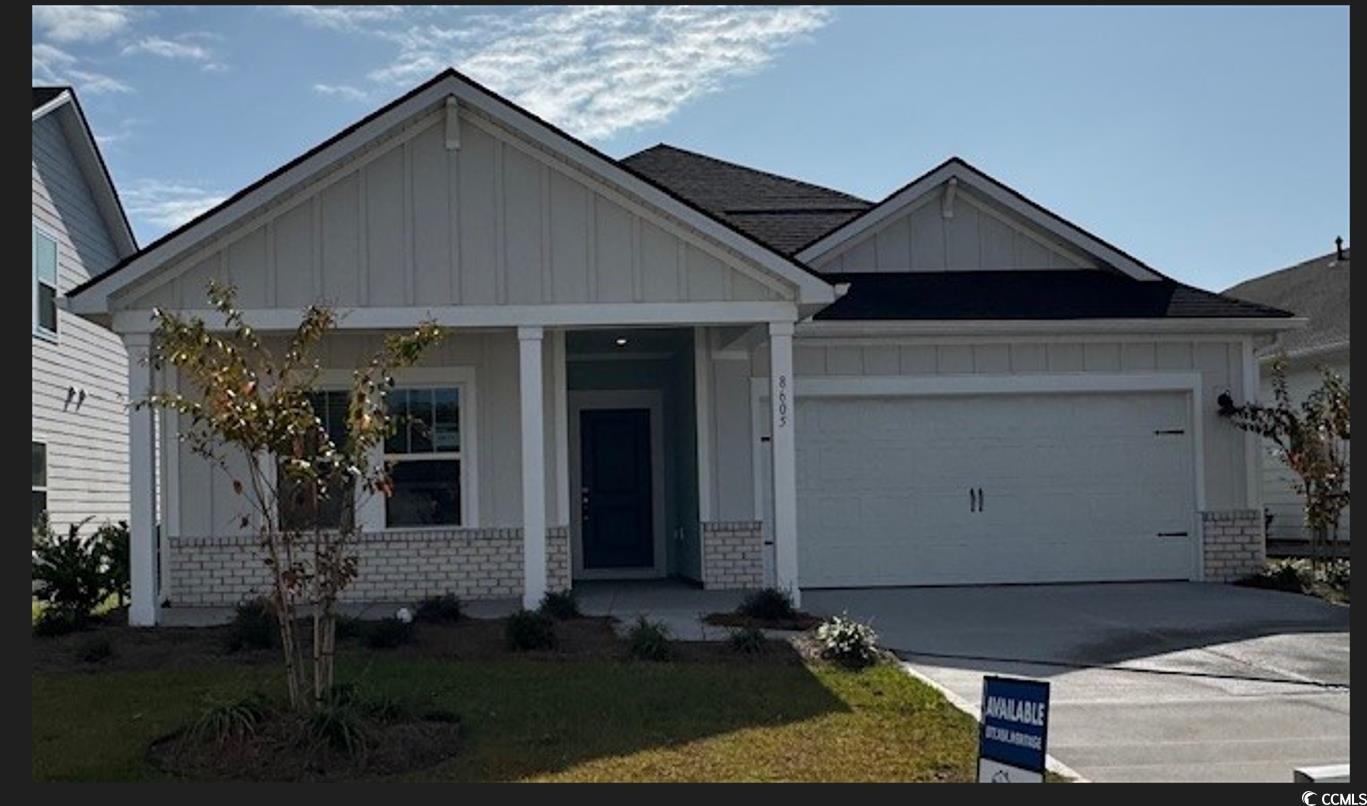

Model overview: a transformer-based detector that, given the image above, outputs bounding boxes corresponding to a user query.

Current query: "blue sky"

[33,5,1348,290]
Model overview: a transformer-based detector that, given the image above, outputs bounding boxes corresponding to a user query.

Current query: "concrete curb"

[897,660,1089,783]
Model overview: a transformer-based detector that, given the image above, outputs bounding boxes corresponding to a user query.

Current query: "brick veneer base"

[1202,509,1266,582]
[701,521,765,590]
[168,527,570,606]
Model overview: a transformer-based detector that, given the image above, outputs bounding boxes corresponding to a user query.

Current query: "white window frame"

[32,223,59,341]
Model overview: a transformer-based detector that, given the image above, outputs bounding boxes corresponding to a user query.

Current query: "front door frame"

[569,389,667,580]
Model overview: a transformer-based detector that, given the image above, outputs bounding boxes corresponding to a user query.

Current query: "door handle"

[969,487,976,512]
[581,487,590,522]
[978,487,984,512]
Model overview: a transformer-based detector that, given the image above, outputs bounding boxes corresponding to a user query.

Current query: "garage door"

[785,391,1196,587]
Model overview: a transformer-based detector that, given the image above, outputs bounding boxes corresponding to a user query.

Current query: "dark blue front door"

[580,408,653,569]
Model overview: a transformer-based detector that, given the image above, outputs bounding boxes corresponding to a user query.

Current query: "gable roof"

[32,86,137,258]
[621,144,870,255]
[794,156,1168,281]
[66,69,833,311]
[817,270,1298,322]
[1224,248,1350,357]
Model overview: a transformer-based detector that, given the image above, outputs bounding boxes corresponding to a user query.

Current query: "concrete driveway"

[804,583,1350,783]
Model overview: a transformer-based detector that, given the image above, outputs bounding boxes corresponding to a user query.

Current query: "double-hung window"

[385,387,462,527]
[32,441,47,530]
[33,226,58,338]
[278,390,355,531]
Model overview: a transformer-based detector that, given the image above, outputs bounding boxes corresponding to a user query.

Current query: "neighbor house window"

[33,227,57,338]
[384,387,462,527]
[278,390,354,531]
[32,441,47,531]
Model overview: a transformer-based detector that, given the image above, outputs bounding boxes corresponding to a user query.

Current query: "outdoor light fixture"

[615,337,628,347]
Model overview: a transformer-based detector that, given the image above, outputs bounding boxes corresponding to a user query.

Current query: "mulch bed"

[147,712,462,782]
[702,612,824,631]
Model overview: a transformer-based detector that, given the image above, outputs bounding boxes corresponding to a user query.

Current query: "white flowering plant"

[814,614,880,668]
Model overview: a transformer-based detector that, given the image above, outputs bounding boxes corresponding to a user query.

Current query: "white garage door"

[789,391,1197,587]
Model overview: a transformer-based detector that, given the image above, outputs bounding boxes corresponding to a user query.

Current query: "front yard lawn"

[32,616,979,782]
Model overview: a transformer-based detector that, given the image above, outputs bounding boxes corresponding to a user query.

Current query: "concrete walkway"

[803,583,1350,783]
[575,580,751,639]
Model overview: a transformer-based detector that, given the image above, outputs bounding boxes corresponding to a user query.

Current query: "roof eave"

[799,316,1308,337]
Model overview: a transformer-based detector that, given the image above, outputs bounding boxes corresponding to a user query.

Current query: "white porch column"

[519,326,548,609]
[123,333,158,626]
[768,321,800,605]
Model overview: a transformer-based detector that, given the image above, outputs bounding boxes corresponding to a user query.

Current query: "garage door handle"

[1157,531,1188,537]
[978,487,984,512]
[969,488,977,512]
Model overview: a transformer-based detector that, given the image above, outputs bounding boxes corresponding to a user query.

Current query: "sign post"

[977,675,1050,783]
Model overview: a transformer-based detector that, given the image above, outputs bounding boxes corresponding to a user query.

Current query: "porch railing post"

[519,326,548,608]
[124,333,158,626]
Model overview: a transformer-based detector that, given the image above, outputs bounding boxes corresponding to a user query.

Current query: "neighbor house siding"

[31,112,130,535]
[1260,350,1351,544]
[115,107,787,315]
[814,185,1098,273]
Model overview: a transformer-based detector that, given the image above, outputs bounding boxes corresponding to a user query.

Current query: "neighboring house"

[65,70,1298,626]
[1224,246,1350,553]
[32,86,138,536]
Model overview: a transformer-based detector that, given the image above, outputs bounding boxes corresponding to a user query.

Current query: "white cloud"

[313,83,371,102]
[33,43,133,94]
[281,5,405,32]
[293,5,833,140]
[121,34,227,71]
[122,179,227,231]
[32,5,137,44]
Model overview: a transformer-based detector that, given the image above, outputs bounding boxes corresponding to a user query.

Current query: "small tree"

[1218,355,1350,568]
[139,281,442,709]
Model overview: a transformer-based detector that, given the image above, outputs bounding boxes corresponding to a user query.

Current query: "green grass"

[32,656,979,782]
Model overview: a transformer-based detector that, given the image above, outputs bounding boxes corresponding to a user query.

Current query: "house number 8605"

[777,374,789,428]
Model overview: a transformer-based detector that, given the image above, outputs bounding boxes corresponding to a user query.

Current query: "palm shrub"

[625,617,672,661]
[415,593,463,623]
[32,515,105,624]
[736,587,797,621]
[728,626,768,655]
[538,589,579,620]
[225,597,279,651]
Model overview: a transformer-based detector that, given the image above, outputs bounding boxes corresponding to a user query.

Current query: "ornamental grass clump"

[814,615,880,669]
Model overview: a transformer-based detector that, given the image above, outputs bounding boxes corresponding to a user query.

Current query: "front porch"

[125,317,803,625]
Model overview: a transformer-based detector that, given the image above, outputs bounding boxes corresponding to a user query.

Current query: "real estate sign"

[977,675,1050,783]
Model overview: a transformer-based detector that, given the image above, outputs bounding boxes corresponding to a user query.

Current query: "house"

[32,86,138,536]
[1224,245,1350,553]
[64,70,1299,626]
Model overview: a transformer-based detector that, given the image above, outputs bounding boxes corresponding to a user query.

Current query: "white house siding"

[116,107,785,315]
[706,336,1255,522]
[1260,349,1351,544]
[814,185,1098,273]
[32,113,130,535]
[161,329,565,539]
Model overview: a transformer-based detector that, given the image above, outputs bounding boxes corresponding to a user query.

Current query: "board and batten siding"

[118,108,785,314]
[697,335,1255,522]
[32,112,130,534]
[161,330,564,538]
[814,185,1098,273]
[1260,352,1351,543]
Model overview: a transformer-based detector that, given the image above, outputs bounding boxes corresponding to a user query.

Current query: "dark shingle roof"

[815,270,1298,321]
[621,144,871,255]
[1223,249,1350,356]
[33,86,68,111]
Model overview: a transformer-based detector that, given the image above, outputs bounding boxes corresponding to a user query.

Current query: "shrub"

[625,616,672,661]
[32,516,106,620]
[225,597,278,651]
[814,614,880,668]
[1317,559,1351,591]
[539,589,580,620]
[505,608,557,651]
[304,700,370,757]
[76,635,114,663]
[736,587,797,622]
[415,593,463,623]
[1237,559,1311,593]
[190,693,271,745]
[91,520,130,607]
[728,626,768,655]
[365,617,416,649]
[33,606,84,637]
[334,615,365,639]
